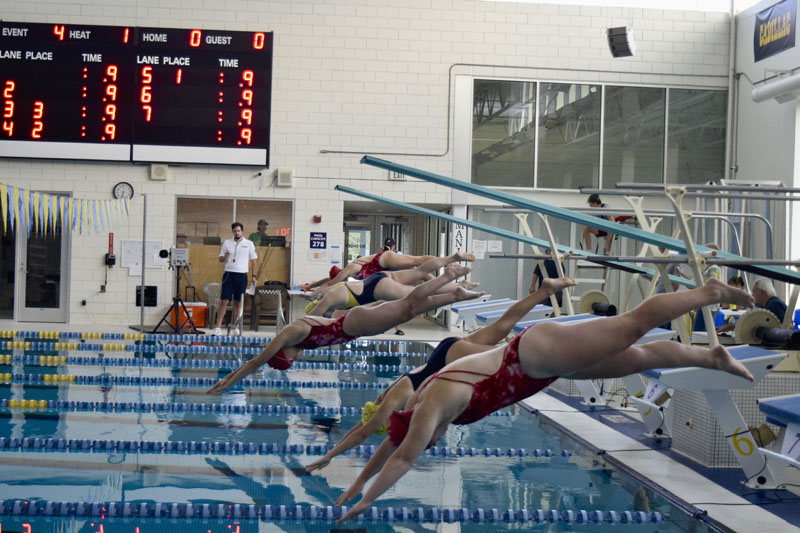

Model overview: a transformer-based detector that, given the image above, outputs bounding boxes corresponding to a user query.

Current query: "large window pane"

[537,82,601,189]
[472,80,536,187]
[603,86,665,186]
[468,209,520,299]
[667,89,727,185]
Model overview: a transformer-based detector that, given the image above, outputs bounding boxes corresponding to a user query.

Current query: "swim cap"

[329,265,342,278]
[361,401,388,435]
[387,408,414,447]
[267,349,292,370]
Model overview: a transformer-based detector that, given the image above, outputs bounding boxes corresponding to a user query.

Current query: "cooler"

[169,302,207,328]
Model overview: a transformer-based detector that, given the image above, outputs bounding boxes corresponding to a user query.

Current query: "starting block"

[641,345,787,489]
[477,305,552,327]
[451,297,513,331]
[432,293,491,320]
[756,393,800,494]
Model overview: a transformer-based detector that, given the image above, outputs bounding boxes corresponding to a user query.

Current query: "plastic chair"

[794,308,800,331]
[251,282,289,332]
[202,282,222,328]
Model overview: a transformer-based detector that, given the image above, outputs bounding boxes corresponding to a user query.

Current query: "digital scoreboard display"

[0,21,272,166]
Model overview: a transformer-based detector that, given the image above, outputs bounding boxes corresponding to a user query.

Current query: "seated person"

[752,277,787,323]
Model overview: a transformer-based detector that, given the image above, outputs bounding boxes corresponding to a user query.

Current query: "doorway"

[2,219,70,323]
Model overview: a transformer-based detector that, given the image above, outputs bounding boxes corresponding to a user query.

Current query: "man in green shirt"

[249,219,269,246]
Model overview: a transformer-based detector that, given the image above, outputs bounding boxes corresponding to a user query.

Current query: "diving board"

[756,393,800,493]
[477,304,552,326]
[641,345,788,489]
[451,298,516,331]
[360,157,800,286]
[430,292,491,320]
[335,186,695,289]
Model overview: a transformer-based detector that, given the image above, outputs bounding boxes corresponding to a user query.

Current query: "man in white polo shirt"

[212,222,257,336]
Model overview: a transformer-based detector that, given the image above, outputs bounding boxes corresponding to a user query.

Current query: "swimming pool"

[0,333,717,532]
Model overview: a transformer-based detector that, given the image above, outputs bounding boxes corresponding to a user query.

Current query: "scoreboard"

[0,22,272,166]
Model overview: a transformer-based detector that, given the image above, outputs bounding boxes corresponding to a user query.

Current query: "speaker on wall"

[150,164,170,181]
[275,168,293,187]
[607,26,635,58]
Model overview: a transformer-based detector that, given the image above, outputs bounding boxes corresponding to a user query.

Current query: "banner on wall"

[754,0,796,62]
[0,182,129,236]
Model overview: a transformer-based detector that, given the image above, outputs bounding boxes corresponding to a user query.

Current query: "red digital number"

[241,108,252,125]
[240,128,252,145]
[22,524,31,533]
[31,121,43,139]
[105,103,116,120]
[2,121,13,136]
[3,101,13,119]
[190,30,202,47]
[3,81,14,99]
[242,89,253,106]
[53,25,65,40]
[253,32,265,49]
[106,84,117,101]
[106,65,118,82]
[123,28,130,43]
[140,86,151,103]
[142,104,152,122]
[176,68,182,84]
[141,66,152,84]
[33,101,44,119]
[104,123,116,140]
[242,70,254,87]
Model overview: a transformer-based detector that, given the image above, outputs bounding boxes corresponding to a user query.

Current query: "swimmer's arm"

[335,437,398,508]
[338,403,441,524]
[307,264,359,298]
[207,324,305,394]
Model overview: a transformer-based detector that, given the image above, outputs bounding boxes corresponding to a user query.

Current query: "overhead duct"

[751,72,800,103]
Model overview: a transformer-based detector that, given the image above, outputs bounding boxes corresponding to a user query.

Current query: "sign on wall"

[754,0,796,62]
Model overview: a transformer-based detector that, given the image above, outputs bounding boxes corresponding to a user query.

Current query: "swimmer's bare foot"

[458,280,481,290]
[454,287,485,301]
[705,278,754,309]
[455,252,476,262]
[446,264,472,278]
[710,345,754,381]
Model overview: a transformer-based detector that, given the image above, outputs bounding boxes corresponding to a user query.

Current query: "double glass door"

[0,221,69,322]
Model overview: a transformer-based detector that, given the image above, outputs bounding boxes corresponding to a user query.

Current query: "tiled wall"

[0,0,731,325]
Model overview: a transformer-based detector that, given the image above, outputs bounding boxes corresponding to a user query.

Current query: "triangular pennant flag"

[32,191,40,236]
[104,199,112,228]
[92,199,98,233]
[9,186,17,232]
[0,183,7,234]
[71,197,77,232]
[124,198,129,217]
[81,198,87,235]
[49,194,57,235]
[23,188,31,236]
[60,196,67,235]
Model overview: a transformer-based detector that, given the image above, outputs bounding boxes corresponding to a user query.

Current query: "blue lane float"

[0,437,563,459]
[0,396,514,419]
[0,499,663,524]
[0,353,419,372]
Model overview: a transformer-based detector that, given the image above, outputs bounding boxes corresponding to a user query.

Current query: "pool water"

[0,337,716,532]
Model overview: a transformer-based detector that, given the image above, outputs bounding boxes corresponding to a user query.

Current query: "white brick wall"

[1,0,730,326]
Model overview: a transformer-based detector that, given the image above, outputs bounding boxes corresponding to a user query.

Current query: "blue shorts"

[221,272,248,301]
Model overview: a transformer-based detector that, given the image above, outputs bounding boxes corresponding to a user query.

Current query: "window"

[603,86,665,187]
[667,89,727,185]
[537,82,601,189]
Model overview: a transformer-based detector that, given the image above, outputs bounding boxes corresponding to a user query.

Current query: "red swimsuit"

[296,315,358,349]
[388,326,558,446]
[354,251,387,280]
[268,315,359,371]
